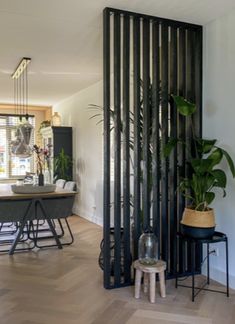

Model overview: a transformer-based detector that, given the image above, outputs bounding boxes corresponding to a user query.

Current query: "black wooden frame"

[103,7,202,289]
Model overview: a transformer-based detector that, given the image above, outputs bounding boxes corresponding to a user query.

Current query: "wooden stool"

[133,260,166,303]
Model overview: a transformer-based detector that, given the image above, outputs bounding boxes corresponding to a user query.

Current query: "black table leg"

[191,241,195,302]
[9,201,34,255]
[176,232,229,302]
[207,243,210,285]
[37,199,62,250]
[225,238,229,297]
[175,236,178,288]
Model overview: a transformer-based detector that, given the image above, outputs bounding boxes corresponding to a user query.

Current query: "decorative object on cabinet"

[40,126,72,183]
[39,120,51,131]
[51,112,62,126]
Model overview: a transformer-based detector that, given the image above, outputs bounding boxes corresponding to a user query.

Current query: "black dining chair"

[64,181,76,191]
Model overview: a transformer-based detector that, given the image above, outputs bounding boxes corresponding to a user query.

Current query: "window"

[0,115,35,179]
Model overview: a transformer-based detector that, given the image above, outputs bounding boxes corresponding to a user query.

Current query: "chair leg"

[134,269,142,299]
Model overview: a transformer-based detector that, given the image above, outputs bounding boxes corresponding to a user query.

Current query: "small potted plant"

[164,96,235,238]
[54,148,73,181]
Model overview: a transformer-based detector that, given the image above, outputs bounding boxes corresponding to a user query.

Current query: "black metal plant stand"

[176,231,229,301]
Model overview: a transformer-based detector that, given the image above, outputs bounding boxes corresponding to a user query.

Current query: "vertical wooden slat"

[103,8,111,289]
[169,26,178,274]
[122,14,131,283]
[113,13,121,285]
[142,19,151,230]
[152,22,160,256]
[160,23,169,264]
[133,17,141,260]
[186,29,195,102]
[178,27,186,274]
[194,28,203,273]
[185,29,194,272]
[194,27,203,138]
[188,29,202,272]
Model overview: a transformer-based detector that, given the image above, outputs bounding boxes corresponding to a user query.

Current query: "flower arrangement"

[33,144,51,175]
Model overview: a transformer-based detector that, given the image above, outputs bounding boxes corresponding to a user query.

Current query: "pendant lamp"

[11,58,34,157]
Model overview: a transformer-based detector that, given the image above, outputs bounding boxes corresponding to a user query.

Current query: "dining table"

[0,183,76,254]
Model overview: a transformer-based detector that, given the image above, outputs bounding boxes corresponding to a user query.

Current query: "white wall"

[53,80,103,225]
[204,10,235,288]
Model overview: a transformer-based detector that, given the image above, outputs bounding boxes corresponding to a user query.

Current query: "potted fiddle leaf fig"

[164,95,235,238]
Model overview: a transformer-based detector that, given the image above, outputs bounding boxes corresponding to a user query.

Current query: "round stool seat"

[133,260,166,273]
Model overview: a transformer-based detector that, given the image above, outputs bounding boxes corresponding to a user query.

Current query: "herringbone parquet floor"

[0,216,234,324]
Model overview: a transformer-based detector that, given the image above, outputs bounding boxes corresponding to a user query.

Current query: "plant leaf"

[205,192,215,205]
[89,113,102,120]
[163,138,179,157]
[222,188,227,197]
[220,148,235,177]
[196,138,217,154]
[172,95,196,116]
[179,178,191,192]
[191,158,214,174]
[207,148,223,167]
[204,174,215,191]
[210,169,227,188]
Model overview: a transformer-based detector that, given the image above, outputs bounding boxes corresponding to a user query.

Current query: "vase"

[51,112,61,126]
[44,169,51,184]
[138,230,158,265]
[38,173,44,186]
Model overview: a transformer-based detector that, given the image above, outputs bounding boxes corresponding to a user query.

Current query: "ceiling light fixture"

[11,57,34,158]
[12,57,31,79]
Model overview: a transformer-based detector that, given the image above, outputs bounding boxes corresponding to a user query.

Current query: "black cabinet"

[41,126,73,181]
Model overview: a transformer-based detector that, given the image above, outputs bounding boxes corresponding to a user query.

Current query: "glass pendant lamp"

[12,58,33,158]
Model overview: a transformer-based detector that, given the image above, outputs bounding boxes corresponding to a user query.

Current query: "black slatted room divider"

[103,7,202,289]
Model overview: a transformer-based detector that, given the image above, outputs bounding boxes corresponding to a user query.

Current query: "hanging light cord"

[12,57,31,120]
[26,63,28,120]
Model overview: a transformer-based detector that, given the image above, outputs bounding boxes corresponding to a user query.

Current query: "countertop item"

[11,184,56,194]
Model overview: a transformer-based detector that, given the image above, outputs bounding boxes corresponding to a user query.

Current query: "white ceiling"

[0,0,235,106]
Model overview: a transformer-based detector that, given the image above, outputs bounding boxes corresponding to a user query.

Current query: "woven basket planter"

[181,207,215,228]
[180,207,215,238]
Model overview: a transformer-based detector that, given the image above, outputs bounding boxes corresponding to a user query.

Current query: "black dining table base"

[0,192,75,255]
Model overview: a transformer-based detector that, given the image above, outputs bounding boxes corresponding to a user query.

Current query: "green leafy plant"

[164,95,235,211]
[39,120,51,131]
[54,148,73,181]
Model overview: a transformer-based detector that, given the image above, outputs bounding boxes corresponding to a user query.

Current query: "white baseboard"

[202,264,235,289]
[72,204,103,227]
